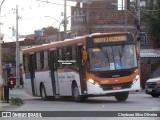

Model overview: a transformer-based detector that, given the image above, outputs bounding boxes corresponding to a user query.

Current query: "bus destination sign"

[94,36,127,43]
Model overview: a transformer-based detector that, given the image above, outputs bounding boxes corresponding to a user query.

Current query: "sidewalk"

[0,88,146,109]
[0,87,25,109]
[0,100,10,107]
[130,88,145,94]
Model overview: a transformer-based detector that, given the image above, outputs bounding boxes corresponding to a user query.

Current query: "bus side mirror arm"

[82,51,88,61]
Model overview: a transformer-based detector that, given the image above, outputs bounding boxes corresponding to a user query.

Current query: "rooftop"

[140,49,160,58]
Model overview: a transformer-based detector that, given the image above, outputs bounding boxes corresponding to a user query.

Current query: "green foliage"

[10,97,24,106]
[141,0,160,44]
[42,26,59,36]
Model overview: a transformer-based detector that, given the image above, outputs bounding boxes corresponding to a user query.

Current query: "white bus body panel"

[24,71,140,97]
[35,71,53,96]
[24,70,81,97]
[58,70,81,96]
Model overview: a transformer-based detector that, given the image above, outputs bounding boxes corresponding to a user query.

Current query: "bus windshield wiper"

[98,45,109,62]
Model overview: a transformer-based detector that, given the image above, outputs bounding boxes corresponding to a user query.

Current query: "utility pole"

[0,0,6,100]
[16,5,20,87]
[136,0,140,40]
[124,0,128,32]
[64,0,67,39]
[136,0,141,82]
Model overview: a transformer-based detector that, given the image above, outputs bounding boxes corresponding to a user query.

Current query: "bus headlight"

[88,79,100,87]
[132,75,140,84]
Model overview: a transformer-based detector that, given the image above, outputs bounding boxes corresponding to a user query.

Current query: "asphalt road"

[0,88,159,120]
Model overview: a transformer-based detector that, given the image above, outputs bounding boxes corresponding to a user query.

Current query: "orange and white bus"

[22,32,140,102]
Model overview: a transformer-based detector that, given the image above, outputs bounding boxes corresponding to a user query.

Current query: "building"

[71,0,136,36]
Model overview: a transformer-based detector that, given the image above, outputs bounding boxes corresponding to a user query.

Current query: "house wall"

[141,57,160,88]
[71,0,136,36]
[71,0,158,48]
[140,63,151,89]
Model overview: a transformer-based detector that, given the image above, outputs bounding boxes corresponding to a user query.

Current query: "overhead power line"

[141,8,160,12]
[36,0,73,7]
[141,10,160,15]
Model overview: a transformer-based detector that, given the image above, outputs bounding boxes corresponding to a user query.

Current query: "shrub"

[10,97,24,106]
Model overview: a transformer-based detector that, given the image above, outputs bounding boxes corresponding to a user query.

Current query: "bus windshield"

[88,44,137,71]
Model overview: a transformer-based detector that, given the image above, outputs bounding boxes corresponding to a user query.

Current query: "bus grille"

[101,82,132,91]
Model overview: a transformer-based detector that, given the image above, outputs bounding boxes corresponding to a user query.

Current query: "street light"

[58,15,86,41]
[45,16,61,25]
[45,15,83,41]
[45,16,62,41]
[58,15,71,41]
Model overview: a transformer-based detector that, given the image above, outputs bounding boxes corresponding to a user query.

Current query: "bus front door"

[29,53,36,96]
[77,46,87,94]
[49,50,59,95]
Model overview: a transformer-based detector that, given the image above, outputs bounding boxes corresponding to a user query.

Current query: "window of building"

[118,0,126,10]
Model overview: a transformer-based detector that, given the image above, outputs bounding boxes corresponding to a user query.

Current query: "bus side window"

[63,46,72,67]
[72,45,77,67]
[66,46,72,60]
[40,51,44,69]
[48,50,57,69]
[57,48,62,68]
[34,53,37,70]
[62,47,67,67]
[36,52,41,70]
[44,51,49,70]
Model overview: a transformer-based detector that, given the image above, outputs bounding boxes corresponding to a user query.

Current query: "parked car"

[145,77,160,97]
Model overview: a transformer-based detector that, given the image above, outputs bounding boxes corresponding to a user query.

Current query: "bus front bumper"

[86,78,140,95]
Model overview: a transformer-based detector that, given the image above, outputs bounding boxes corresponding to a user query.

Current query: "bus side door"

[77,44,87,94]
[28,52,36,96]
[49,49,59,95]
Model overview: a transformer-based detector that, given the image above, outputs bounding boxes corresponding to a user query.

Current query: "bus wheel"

[40,84,47,101]
[115,92,129,102]
[72,83,86,102]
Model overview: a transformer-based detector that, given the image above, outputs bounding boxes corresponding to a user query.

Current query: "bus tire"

[40,84,48,101]
[72,83,86,102]
[115,92,129,102]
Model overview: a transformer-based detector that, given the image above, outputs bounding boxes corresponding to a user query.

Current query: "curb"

[0,100,10,107]
[130,90,145,94]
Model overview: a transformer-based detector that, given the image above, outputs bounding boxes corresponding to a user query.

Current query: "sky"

[0,0,76,42]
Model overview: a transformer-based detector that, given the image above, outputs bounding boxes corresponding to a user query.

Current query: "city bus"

[22,32,140,102]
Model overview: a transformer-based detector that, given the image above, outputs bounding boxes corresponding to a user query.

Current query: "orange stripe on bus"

[57,68,79,74]
[86,69,139,85]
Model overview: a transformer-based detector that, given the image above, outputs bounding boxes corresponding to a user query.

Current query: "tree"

[42,26,59,36]
[141,0,160,47]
